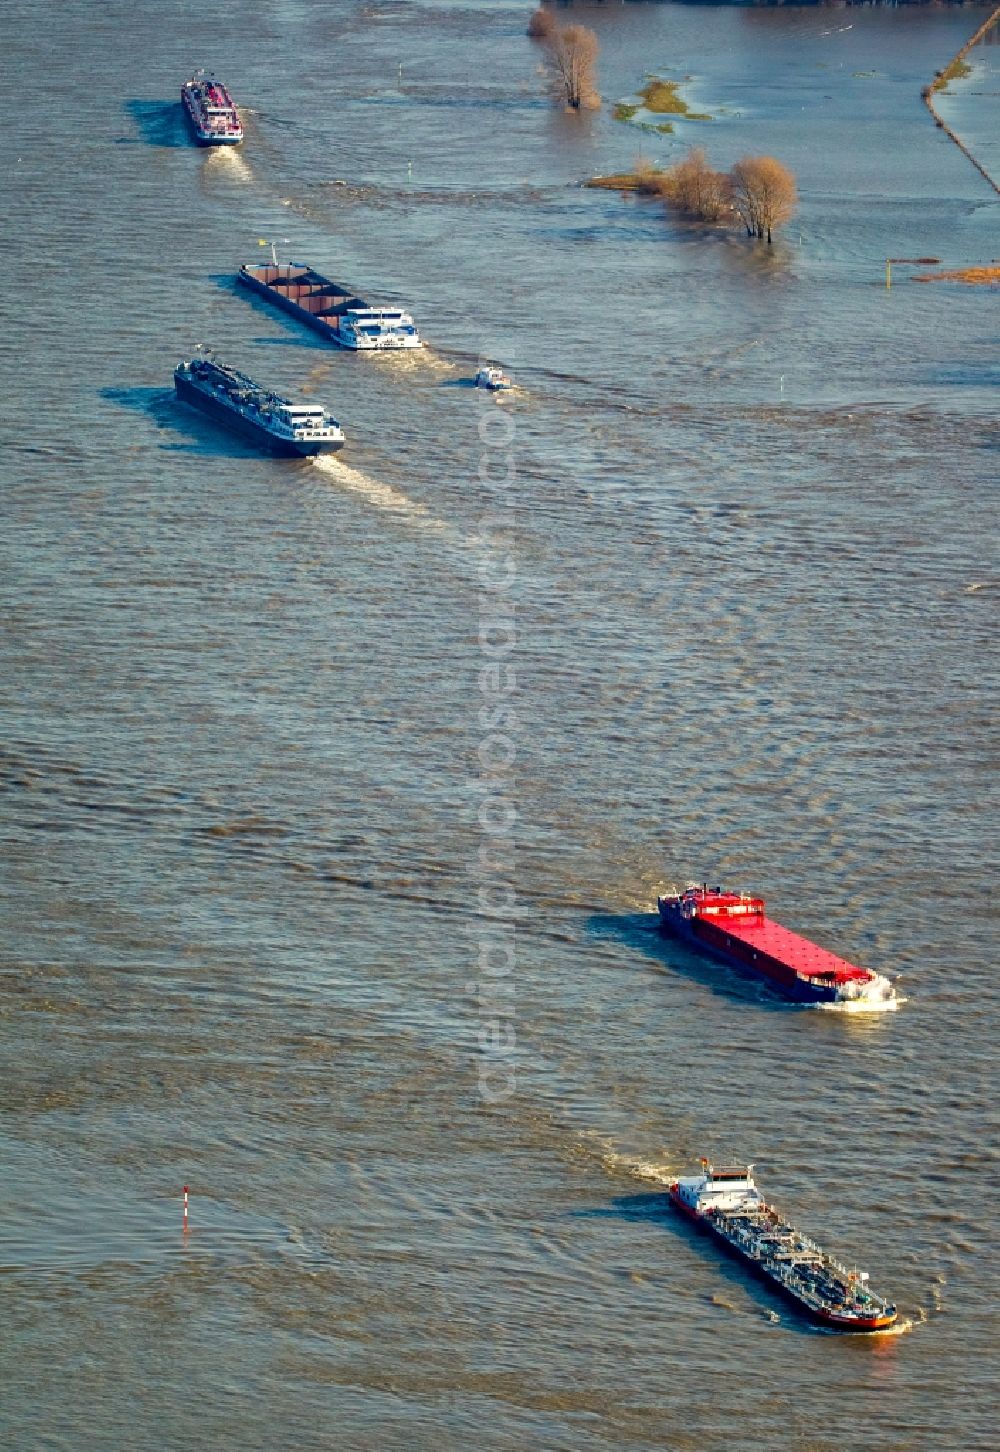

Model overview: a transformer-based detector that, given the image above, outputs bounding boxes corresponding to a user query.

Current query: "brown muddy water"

[1,2,998,1449]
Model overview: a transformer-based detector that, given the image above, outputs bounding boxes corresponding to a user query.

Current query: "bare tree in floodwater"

[545,23,600,111]
[527,6,556,41]
[729,156,797,243]
[661,147,733,222]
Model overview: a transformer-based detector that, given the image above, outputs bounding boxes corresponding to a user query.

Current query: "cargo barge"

[174,357,344,456]
[670,1161,898,1331]
[238,263,422,350]
[657,884,898,1010]
[181,72,243,145]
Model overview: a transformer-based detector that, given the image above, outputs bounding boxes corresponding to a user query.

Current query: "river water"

[2,3,997,1449]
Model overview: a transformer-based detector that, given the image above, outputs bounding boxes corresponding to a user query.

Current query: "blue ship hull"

[174,374,342,457]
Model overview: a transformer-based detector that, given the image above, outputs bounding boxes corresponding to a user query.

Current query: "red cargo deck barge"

[657,885,898,1009]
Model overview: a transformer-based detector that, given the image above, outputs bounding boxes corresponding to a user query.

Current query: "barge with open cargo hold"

[657,883,898,1010]
[238,263,422,350]
[669,1161,898,1331]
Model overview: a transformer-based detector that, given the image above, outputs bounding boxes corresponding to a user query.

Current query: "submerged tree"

[545,22,601,111]
[527,6,556,41]
[728,155,797,243]
[660,147,732,222]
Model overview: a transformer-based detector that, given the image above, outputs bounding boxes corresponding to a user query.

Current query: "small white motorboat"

[474,365,512,391]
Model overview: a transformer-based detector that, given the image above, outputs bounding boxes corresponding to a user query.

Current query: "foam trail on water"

[576,1131,677,1188]
[809,996,902,1014]
[615,1158,678,1188]
[375,346,458,378]
[311,455,449,535]
[311,459,513,579]
[205,146,253,185]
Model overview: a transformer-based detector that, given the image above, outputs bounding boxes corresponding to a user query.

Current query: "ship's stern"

[296,436,345,456]
[657,893,682,931]
[829,972,899,1013]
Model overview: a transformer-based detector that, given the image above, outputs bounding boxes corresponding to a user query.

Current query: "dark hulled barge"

[238,263,422,350]
[670,1162,898,1331]
[658,884,898,1011]
[174,357,345,456]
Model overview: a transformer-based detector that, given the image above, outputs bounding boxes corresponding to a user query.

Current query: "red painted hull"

[813,1308,898,1331]
[656,887,892,1006]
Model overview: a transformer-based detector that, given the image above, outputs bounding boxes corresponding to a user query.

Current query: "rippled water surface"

[2,3,998,1449]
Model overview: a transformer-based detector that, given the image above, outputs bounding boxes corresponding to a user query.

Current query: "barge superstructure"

[657,884,898,1010]
[238,263,422,350]
[181,72,243,145]
[174,357,344,456]
[475,365,513,391]
[670,1162,898,1331]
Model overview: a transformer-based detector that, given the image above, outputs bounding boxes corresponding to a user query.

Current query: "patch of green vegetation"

[933,57,972,93]
[612,76,712,130]
[585,173,647,191]
[638,78,712,121]
[585,168,665,195]
[639,79,687,114]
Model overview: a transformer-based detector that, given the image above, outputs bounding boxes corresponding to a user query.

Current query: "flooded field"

[2,3,997,1449]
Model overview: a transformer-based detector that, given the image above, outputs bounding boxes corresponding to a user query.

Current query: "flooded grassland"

[1,3,997,1450]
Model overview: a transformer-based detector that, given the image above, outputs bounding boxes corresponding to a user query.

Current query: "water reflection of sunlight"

[311,455,448,533]
[809,995,903,1018]
[203,146,252,185]
[864,1311,921,1348]
[370,346,456,378]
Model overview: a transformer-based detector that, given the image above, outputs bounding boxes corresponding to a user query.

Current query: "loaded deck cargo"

[173,357,344,457]
[669,1162,898,1331]
[238,264,422,350]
